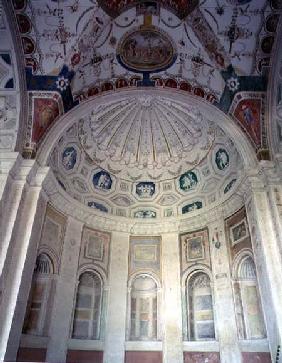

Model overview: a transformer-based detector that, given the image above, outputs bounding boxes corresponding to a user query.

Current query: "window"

[23,253,54,336]
[72,271,102,339]
[233,255,266,339]
[129,275,158,341]
[187,272,215,340]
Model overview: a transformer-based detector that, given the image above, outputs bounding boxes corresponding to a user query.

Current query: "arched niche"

[71,270,104,340]
[23,252,56,336]
[33,89,258,234]
[127,272,162,341]
[232,250,266,340]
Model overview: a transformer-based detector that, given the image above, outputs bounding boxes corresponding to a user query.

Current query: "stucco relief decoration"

[78,96,215,181]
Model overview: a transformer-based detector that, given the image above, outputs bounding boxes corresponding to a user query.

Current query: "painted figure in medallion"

[62,146,77,170]
[182,201,202,214]
[88,201,108,213]
[134,210,156,218]
[136,182,155,198]
[93,170,112,190]
[179,171,198,191]
[215,149,229,170]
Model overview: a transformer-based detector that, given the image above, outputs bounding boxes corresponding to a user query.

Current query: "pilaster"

[103,231,129,363]
[245,172,282,362]
[162,232,183,363]
[45,217,83,363]
[208,215,241,363]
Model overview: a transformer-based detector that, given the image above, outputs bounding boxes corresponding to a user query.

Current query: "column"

[0,158,35,277]
[0,151,19,201]
[209,215,241,363]
[45,217,83,363]
[245,174,282,362]
[4,193,48,360]
[103,231,129,363]
[162,232,183,363]
[0,164,49,361]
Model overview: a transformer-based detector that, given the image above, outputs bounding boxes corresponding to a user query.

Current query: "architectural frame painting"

[185,236,205,262]
[230,217,249,246]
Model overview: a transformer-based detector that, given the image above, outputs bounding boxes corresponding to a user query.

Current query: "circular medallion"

[117,27,176,73]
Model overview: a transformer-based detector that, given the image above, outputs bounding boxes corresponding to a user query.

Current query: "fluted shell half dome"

[48,92,243,219]
[78,95,215,181]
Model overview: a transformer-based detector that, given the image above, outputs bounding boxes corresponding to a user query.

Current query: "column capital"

[0,152,20,175]
[9,158,35,182]
[27,164,50,188]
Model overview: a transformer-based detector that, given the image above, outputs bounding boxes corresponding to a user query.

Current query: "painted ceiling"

[14,0,277,100]
[10,0,281,159]
[3,0,282,218]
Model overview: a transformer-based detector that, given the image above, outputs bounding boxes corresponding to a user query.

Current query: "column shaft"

[45,217,83,363]
[103,232,129,363]
[4,194,48,360]
[162,232,183,363]
[0,159,35,277]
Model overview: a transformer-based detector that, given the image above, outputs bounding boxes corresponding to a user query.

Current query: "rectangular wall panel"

[183,352,220,363]
[67,349,103,363]
[242,352,271,363]
[17,347,46,362]
[125,351,162,363]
